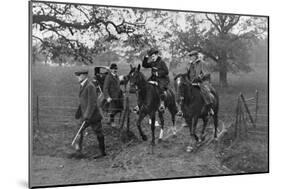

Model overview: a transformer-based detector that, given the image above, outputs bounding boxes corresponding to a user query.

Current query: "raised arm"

[142,56,152,68]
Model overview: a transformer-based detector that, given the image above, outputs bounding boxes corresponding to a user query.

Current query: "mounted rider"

[142,48,170,112]
[186,50,215,115]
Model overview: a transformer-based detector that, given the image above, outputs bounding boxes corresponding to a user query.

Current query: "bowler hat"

[147,48,159,56]
[188,50,199,57]
[110,63,118,70]
[74,69,88,76]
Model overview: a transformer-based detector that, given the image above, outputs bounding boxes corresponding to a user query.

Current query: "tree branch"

[205,14,221,33]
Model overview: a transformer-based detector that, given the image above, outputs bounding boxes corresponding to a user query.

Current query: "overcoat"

[75,80,102,124]
[103,72,123,113]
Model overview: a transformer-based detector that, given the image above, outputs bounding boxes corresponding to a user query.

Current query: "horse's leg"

[187,116,199,152]
[192,117,199,142]
[213,112,218,139]
[137,111,147,141]
[167,93,177,136]
[150,113,156,146]
[199,116,208,142]
[158,111,164,142]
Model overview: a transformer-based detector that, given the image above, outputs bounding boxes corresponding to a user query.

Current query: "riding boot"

[94,135,106,159]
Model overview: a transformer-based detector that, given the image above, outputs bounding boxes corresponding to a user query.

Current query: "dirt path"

[31,121,231,187]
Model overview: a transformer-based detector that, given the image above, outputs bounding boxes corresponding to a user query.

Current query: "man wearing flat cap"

[186,50,215,115]
[142,48,170,111]
[74,69,106,158]
[103,63,123,127]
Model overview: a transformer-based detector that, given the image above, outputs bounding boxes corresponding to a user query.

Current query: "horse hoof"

[158,138,163,143]
[172,134,177,138]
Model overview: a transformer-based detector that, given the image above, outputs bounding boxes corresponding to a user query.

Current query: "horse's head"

[127,64,145,93]
[174,74,193,108]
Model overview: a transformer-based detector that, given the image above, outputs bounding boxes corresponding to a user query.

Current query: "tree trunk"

[219,57,228,88]
[219,69,228,88]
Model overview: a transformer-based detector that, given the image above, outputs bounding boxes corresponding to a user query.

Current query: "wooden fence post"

[255,89,259,124]
[36,95,40,127]
[240,93,256,128]
[235,95,241,140]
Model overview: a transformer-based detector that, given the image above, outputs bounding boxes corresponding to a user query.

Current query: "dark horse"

[174,74,219,152]
[127,64,178,146]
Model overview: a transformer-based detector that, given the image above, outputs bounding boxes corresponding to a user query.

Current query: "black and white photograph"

[29,0,269,188]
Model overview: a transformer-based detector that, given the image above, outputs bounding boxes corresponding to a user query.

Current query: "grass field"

[30,62,268,187]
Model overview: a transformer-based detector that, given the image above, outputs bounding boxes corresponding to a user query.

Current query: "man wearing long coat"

[103,63,123,127]
[74,70,106,158]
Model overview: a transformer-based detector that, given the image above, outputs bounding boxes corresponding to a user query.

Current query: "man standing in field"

[142,48,170,112]
[74,69,106,159]
[103,63,123,127]
[186,50,215,115]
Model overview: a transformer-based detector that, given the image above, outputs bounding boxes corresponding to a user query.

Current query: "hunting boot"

[94,135,106,159]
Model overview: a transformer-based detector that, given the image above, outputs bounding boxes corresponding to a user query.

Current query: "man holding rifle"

[73,69,106,159]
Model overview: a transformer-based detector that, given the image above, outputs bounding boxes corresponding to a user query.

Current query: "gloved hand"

[83,118,89,125]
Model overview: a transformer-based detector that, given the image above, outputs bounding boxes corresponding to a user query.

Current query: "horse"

[127,64,178,146]
[174,74,219,152]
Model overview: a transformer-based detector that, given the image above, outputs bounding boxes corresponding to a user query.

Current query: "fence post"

[126,96,130,132]
[255,89,259,124]
[36,95,40,127]
[240,93,256,128]
[235,95,241,140]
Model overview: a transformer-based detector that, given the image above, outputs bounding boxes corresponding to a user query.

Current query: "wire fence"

[231,90,268,141]
[33,89,268,137]
[33,92,138,130]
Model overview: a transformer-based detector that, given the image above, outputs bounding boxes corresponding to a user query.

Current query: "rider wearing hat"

[187,50,215,115]
[142,48,170,111]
